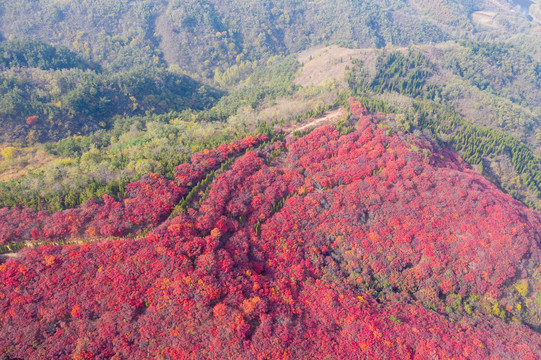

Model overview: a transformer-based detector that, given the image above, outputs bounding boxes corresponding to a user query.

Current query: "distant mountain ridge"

[0,0,536,73]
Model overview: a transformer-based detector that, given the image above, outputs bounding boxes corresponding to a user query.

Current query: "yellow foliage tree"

[0,146,18,161]
[514,279,529,297]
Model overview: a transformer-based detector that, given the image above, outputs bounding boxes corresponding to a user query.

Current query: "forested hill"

[0,37,221,144]
[1,101,541,358]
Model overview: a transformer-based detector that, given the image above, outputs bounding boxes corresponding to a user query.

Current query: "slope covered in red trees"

[0,134,267,244]
[1,100,541,359]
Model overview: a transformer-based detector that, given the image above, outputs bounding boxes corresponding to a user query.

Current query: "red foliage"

[25,116,38,125]
[1,104,541,358]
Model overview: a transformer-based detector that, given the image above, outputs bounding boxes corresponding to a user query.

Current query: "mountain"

[1,101,541,358]
[0,0,541,358]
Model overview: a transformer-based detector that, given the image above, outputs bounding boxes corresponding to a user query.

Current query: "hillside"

[0,1,540,358]
[346,44,541,209]
[1,101,541,358]
[0,38,221,144]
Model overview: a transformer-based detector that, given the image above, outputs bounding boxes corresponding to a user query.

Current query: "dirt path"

[1,235,121,259]
[287,108,348,133]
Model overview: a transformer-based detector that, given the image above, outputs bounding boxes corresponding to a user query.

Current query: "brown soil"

[286,108,348,133]
[296,46,376,87]
[0,147,56,182]
[471,11,501,28]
